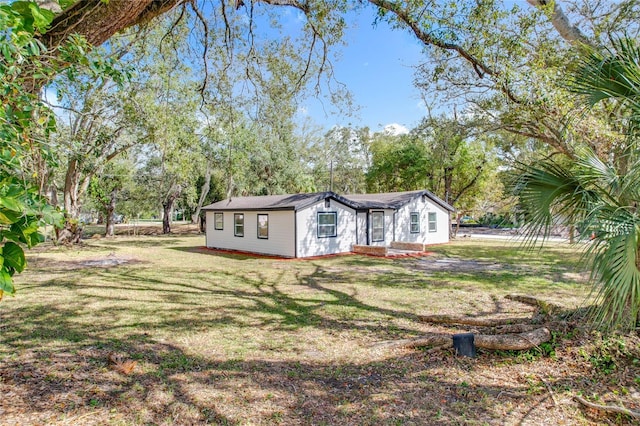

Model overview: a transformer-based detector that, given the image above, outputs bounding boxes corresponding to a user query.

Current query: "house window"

[257,214,268,239]
[234,213,244,237]
[410,212,420,233]
[317,212,337,238]
[214,212,223,230]
[372,211,385,242]
[428,212,437,233]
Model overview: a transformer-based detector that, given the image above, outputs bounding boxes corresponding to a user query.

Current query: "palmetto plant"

[514,38,640,330]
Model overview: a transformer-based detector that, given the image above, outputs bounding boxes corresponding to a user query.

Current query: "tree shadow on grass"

[172,245,280,260]
[0,303,595,425]
[27,264,424,339]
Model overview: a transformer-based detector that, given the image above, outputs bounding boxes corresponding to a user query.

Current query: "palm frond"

[513,159,598,245]
[514,36,640,331]
[586,218,640,329]
[570,38,640,136]
[576,151,623,200]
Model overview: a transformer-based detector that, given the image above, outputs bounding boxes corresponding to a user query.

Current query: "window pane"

[428,212,437,232]
[214,212,223,230]
[372,212,384,241]
[234,214,244,236]
[319,213,335,225]
[257,214,268,239]
[318,213,337,237]
[372,213,383,227]
[410,213,419,233]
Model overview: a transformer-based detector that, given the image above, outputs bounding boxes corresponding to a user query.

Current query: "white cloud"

[382,123,409,136]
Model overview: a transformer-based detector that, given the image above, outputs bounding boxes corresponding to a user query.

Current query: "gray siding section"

[205,210,295,257]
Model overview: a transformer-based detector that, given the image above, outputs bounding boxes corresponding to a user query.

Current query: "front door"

[356,211,367,245]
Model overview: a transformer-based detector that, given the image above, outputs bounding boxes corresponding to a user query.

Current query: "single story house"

[202,190,454,258]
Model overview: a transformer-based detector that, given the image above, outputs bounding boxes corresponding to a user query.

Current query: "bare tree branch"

[526,0,593,46]
[368,0,525,105]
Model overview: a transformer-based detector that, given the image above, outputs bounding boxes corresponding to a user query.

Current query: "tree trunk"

[162,185,182,234]
[49,183,58,207]
[162,200,172,234]
[63,158,81,219]
[191,165,211,225]
[453,212,462,238]
[106,188,117,237]
[443,166,453,206]
[569,224,575,244]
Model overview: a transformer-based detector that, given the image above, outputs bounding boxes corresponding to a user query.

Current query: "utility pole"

[329,159,334,192]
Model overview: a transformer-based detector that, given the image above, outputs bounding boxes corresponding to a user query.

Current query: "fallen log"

[374,333,451,350]
[505,294,562,314]
[374,327,551,351]
[574,395,640,419]
[474,327,551,350]
[493,323,542,334]
[418,314,533,327]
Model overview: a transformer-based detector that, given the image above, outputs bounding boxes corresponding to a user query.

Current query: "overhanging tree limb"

[368,0,524,105]
[525,0,593,46]
[42,0,180,49]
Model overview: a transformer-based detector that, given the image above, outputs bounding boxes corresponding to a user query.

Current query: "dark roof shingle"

[202,190,454,212]
[202,192,346,211]
[344,190,454,211]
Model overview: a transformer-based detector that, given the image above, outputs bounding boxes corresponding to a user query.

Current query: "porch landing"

[352,244,432,258]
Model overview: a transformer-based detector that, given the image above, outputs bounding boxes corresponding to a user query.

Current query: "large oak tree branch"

[526,0,592,46]
[41,0,183,50]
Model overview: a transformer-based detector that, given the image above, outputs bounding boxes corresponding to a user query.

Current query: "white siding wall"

[394,197,450,245]
[205,210,295,257]
[296,199,356,257]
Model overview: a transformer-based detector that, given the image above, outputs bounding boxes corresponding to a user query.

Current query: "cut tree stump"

[375,327,551,351]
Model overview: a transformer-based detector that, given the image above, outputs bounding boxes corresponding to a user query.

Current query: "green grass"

[0,235,628,425]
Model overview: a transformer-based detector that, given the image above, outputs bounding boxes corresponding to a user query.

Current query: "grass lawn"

[1,232,638,425]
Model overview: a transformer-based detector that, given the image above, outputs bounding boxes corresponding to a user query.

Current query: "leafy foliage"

[0,2,66,298]
[0,172,62,298]
[0,1,126,297]
[515,38,640,330]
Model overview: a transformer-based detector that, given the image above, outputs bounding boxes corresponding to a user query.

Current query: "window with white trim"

[372,211,385,242]
[428,212,437,232]
[410,212,420,233]
[317,212,337,238]
[234,213,244,237]
[257,214,268,239]
[214,212,223,230]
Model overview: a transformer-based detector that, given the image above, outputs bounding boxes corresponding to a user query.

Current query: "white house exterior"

[202,190,454,258]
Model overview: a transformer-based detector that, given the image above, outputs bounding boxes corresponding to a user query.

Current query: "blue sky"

[44,4,429,134]
[296,8,428,133]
